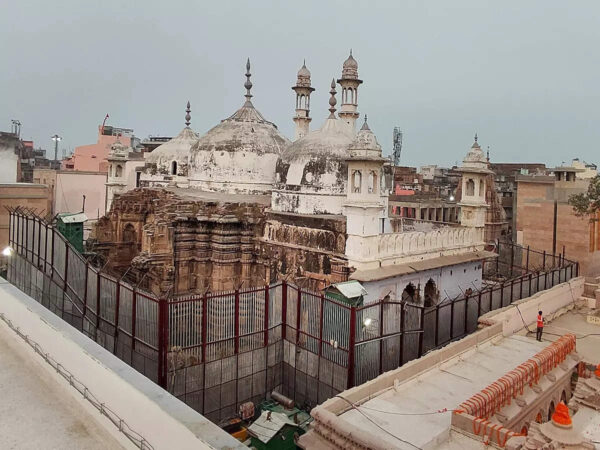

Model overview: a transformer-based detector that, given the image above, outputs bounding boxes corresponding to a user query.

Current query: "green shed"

[56,212,87,253]
[324,280,367,307]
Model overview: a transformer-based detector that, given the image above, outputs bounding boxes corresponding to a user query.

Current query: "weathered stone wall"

[93,188,350,295]
[258,211,349,291]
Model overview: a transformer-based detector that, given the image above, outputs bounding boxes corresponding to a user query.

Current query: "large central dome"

[189,59,290,194]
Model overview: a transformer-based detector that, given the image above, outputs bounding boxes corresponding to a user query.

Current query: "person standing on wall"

[536,310,545,341]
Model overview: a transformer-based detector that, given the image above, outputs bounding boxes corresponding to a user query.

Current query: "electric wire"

[335,395,424,450]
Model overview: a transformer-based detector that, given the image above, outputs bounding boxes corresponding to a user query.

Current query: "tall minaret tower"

[337,50,363,130]
[292,60,315,140]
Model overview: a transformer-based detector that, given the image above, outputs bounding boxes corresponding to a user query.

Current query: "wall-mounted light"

[2,247,13,257]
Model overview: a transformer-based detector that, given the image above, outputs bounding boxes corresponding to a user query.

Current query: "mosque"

[97,52,497,303]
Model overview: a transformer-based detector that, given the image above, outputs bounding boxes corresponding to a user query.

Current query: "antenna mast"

[393,127,403,166]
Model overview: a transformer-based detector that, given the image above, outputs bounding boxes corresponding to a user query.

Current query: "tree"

[568,175,600,217]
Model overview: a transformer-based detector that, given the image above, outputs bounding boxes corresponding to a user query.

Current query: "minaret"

[292,60,315,140]
[337,50,363,130]
[457,133,492,237]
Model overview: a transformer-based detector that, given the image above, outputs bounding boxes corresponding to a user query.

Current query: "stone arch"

[401,282,418,303]
[561,389,567,404]
[547,400,555,421]
[171,160,178,175]
[352,170,362,193]
[535,411,543,424]
[122,223,136,243]
[115,164,123,178]
[466,178,475,196]
[368,170,378,194]
[424,279,439,307]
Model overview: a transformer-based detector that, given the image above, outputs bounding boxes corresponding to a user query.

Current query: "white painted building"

[105,140,145,212]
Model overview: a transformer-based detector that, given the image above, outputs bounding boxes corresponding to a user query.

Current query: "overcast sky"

[1,1,598,167]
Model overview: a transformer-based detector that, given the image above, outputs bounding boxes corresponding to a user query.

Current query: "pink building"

[63,125,133,173]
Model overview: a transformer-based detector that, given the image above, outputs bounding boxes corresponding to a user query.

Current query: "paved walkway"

[0,321,125,450]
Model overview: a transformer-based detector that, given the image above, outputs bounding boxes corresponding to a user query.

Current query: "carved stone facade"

[93,188,350,295]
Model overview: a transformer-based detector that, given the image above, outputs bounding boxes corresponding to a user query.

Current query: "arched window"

[466,179,475,196]
[122,223,136,243]
[547,401,555,421]
[368,171,378,194]
[352,170,362,193]
[479,179,484,197]
[424,279,439,307]
[115,165,123,178]
[401,283,417,303]
[171,161,178,175]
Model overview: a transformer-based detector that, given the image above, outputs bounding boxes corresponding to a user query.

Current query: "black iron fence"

[5,209,579,422]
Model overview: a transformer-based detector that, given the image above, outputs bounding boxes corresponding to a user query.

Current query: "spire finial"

[185,101,191,127]
[474,132,478,143]
[244,57,253,102]
[303,58,306,67]
[328,78,337,118]
[486,146,490,162]
[350,49,353,57]
[360,114,370,131]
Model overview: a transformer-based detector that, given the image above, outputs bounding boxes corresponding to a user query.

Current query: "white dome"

[146,127,199,176]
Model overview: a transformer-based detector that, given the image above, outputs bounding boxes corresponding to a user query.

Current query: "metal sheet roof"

[57,213,88,223]
[247,411,299,444]
[330,281,367,299]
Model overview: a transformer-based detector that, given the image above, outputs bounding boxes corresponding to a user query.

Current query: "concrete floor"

[534,308,600,362]
[0,321,125,450]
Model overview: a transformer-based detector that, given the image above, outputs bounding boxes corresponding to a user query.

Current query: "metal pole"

[379,300,384,375]
[399,303,405,366]
[281,281,288,341]
[418,306,425,357]
[434,305,440,347]
[526,245,530,272]
[347,306,356,389]
[234,289,240,354]
[264,285,270,347]
[131,289,137,358]
[113,280,121,354]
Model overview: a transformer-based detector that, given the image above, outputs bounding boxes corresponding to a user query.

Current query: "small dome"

[146,126,199,175]
[343,53,358,70]
[341,50,359,80]
[298,62,311,78]
[109,140,129,158]
[347,117,385,160]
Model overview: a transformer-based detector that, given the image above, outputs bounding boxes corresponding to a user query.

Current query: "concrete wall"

[55,171,107,219]
[479,276,585,336]
[63,128,131,173]
[516,178,600,277]
[362,259,483,304]
[0,184,51,248]
[0,142,20,183]
[0,282,245,450]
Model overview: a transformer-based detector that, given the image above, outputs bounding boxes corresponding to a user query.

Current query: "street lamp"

[51,134,62,161]
[2,247,13,257]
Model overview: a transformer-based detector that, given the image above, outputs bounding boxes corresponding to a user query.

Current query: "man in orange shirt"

[536,310,545,341]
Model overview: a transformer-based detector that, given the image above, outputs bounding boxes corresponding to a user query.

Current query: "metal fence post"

[347,306,356,389]
[296,288,301,345]
[463,298,468,336]
[449,301,455,340]
[525,245,530,272]
[379,300,384,375]
[113,280,121,355]
[418,306,425,357]
[201,292,208,413]
[281,281,288,341]
[157,298,168,389]
[61,244,69,319]
[234,289,240,354]
[434,305,440,347]
[131,288,137,359]
[543,250,546,271]
[399,303,406,367]
[95,272,101,342]
[264,285,270,347]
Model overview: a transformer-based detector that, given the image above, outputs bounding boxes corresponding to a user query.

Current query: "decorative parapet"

[452,334,578,447]
[346,225,485,270]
